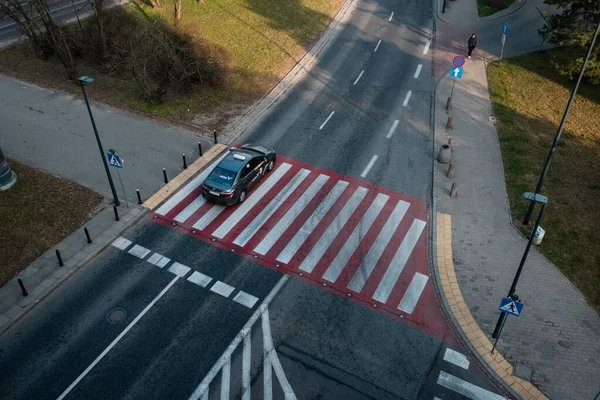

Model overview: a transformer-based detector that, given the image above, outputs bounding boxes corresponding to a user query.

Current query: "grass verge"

[487,48,600,308]
[476,0,514,17]
[0,0,342,130]
[0,160,103,286]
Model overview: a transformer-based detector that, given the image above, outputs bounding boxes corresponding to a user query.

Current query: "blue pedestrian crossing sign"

[503,23,508,35]
[107,153,123,168]
[450,67,463,78]
[499,297,523,317]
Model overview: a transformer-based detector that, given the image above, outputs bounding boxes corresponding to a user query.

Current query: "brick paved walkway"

[432,0,600,398]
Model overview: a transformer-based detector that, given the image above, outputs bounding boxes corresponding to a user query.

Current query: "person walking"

[467,33,477,58]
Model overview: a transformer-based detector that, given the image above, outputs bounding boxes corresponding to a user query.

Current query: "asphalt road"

[0,0,510,398]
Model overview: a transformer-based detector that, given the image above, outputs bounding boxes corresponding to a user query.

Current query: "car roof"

[217,149,261,172]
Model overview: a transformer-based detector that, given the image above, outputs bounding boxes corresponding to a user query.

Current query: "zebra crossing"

[151,153,440,334]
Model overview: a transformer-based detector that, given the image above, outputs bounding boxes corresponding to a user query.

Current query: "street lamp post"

[492,192,548,339]
[78,76,120,206]
[523,20,600,225]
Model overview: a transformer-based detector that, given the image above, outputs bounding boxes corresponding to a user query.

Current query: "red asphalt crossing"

[149,152,451,339]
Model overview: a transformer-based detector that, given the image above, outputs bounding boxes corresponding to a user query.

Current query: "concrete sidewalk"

[432,0,600,399]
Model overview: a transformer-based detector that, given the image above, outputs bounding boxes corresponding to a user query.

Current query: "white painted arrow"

[453,68,461,77]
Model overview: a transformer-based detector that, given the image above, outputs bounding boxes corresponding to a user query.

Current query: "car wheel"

[267,159,275,172]
[238,189,247,204]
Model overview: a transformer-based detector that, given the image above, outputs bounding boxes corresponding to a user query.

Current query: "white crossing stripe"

[233,291,259,308]
[254,174,330,255]
[210,281,235,298]
[168,262,191,277]
[276,181,349,264]
[322,193,389,283]
[193,204,226,230]
[147,253,171,268]
[156,152,227,216]
[398,273,428,314]
[111,237,132,250]
[372,219,426,303]
[128,244,151,259]
[187,271,213,287]
[298,187,369,273]
[233,169,311,247]
[212,163,292,239]
[175,195,207,223]
[347,200,410,292]
[443,348,470,370]
[437,371,506,400]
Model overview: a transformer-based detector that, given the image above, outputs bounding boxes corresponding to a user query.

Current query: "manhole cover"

[558,340,571,348]
[106,307,127,324]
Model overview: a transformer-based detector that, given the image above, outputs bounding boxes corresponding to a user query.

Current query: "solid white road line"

[255,174,329,255]
[188,275,290,400]
[361,155,378,178]
[276,181,349,264]
[242,334,251,400]
[263,312,273,400]
[156,152,227,216]
[443,348,471,370]
[298,187,369,273]
[111,237,132,250]
[372,219,427,303]
[262,309,297,400]
[233,291,259,308]
[220,358,230,400]
[437,371,506,400]
[319,111,335,130]
[192,204,225,231]
[212,163,292,239]
[187,271,213,288]
[168,262,191,277]
[402,90,412,107]
[374,39,382,52]
[175,195,207,223]
[347,200,410,292]
[386,120,400,139]
[397,272,428,314]
[414,64,423,79]
[210,281,235,298]
[57,276,180,400]
[128,244,151,259]
[322,193,389,283]
[353,70,364,85]
[388,11,394,21]
[233,169,310,247]
[423,41,431,55]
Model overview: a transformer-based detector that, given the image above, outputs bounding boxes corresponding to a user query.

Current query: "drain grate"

[106,307,127,324]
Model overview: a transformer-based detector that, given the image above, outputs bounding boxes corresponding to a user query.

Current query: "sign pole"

[500,23,508,60]
[450,78,456,103]
[116,167,129,208]
[491,313,507,354]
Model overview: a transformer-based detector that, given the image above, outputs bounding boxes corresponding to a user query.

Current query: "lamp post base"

[0,170,17,191]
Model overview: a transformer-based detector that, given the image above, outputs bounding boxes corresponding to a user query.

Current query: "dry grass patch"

[0,160,103,286]
[0,0,342,128]
[488,48,600,308]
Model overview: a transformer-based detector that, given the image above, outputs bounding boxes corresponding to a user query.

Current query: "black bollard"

[56,249,64,266]
[163,168,168,184]
[213,129,217,144]
[18,278,28,296]
[136,189,142,205]
[182,154,187,169]
[113,204,120,221]
[198,142,203,157]
[84,227,92,244]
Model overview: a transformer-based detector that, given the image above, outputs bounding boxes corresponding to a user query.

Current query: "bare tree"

[174,0,181,26]
[0,0,49,58]
[148,0,162,10]
[88,0,108,56]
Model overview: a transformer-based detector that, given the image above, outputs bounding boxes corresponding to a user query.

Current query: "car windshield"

[209,167,236,187]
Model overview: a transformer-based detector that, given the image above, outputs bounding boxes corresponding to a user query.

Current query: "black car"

[202,144,276,205]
